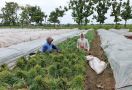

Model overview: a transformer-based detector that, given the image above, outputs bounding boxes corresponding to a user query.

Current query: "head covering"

[80,33,85,38]
[46,37,53,42]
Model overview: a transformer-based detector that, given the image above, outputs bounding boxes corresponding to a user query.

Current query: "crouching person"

[77,33,90,51]
[41,37,60,53]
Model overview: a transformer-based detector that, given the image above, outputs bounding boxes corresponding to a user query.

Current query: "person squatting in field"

[41,37,60,53]
[77,33,90,51]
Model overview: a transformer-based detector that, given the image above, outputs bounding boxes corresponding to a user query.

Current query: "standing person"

[41,37,60,53]
[77,33,90,51]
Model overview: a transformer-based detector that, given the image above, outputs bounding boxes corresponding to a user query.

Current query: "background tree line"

[0,0,132,27]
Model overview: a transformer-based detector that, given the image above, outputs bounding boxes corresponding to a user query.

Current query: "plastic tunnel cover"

[98,30,132,90]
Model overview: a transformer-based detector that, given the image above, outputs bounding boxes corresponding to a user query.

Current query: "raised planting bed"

[0,33,89,90]
[98,30,132,89]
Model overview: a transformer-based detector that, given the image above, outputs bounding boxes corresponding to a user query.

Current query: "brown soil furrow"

[85,31,115,90]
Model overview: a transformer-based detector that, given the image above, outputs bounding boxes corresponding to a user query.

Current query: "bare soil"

[85,31,115,90]
[125,35,132,39]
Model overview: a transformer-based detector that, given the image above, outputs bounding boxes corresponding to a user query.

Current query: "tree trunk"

[45,17,47,24]
[54,23,56,27]
[115,21,118,28]
[124,20,127,27]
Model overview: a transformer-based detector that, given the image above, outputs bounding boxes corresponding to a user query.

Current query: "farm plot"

[0,33,88,90]
[0,30,116,90]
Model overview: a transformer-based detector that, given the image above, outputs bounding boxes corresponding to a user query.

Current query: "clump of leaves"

[71,75,84,90]
[13,79,27,89]
[0,82,8,90]
[0,86,7,90]
[27,58,38,68]
[28,64,46,81]
[16,57,27,70]
[72,64,86,75]
[29,75,49,90]
[15,69,28,80]
[46,79,58,90]
[0,70,19,87]
[48,65,58,78]
[0,64,9,71]
[61,67,72,78]
[57,78,69,90]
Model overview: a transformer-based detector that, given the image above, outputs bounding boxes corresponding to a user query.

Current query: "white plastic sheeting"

[0,29,87,67]
[98,30,132,90]
[0,29,76,47]
[109,29,132,37]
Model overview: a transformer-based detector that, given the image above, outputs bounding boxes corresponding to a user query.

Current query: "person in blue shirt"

[42,37,60,53]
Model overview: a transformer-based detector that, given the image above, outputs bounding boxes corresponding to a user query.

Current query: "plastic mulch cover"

[0,29,78,47]
[98,30,132,90]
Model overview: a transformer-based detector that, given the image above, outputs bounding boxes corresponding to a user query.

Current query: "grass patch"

[0,24,132,30]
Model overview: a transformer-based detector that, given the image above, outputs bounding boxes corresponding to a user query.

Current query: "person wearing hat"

[41,37,60,53]
[77,33,90,51]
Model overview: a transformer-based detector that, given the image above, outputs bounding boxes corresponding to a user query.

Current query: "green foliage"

[19,5,45,26]
[94,0,111,24]
[13,79,27,89]
[69,0,95,25]
[121,0,132,27]
[69,0,85,25]
[16,57,27,70]
[70,75,84,90]
[28,6,45,25]
[0,64,9,71]
[61,67,72,78]
[19,6,30,27]
[57,78,69,90]
[29,75,49,90]
[111,0,122,26]
[0,70,19,87]
[0,86,7,90]
[48,7,65,25]
[15,69,28,79]
[1,2,19,26]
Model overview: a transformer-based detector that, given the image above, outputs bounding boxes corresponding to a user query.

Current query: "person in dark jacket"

[41,37,60,53]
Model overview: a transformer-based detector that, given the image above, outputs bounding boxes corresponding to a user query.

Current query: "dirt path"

[85,31,115,90]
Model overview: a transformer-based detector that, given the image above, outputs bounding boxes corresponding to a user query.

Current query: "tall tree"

[44,14,47,24]
[48,7,65,25]
[20,6,30,27]
[69,0,95,25]
[121,0,132,27]
[1,2,19,26]
[28,6,45,25]
[69,0,85,25]
[0,14,3,24]
[83,0,94,25]
[94,0,111,24]
[111,0,122,26]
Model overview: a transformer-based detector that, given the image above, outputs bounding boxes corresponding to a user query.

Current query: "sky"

[0,0,132,24]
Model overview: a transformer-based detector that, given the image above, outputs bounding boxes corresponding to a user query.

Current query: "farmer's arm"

[85,39,90,51]
[52,44,60,52]
[77,39,80,48]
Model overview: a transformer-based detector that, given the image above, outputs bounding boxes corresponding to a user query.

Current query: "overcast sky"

[0,0,132,24]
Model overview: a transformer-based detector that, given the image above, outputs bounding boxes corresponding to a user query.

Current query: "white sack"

[86,55,107,74]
